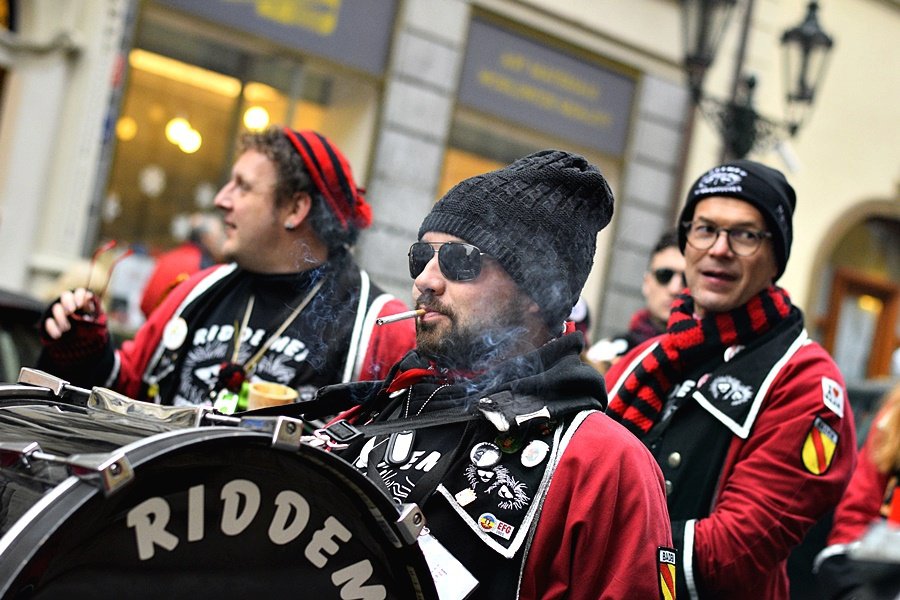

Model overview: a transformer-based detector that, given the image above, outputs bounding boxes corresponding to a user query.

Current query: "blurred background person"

[139,211,226,318]
[816,382,900,599]
[586,229,684,373]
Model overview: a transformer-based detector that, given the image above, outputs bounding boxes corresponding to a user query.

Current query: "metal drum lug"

[394,503,427,546]
[66,452,134,496]
[17,368,91,405]
[240,416,306,451]
[17,368,69,395]
[0,441,43,469]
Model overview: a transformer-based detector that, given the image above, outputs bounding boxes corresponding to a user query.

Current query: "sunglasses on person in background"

[682,221,772,256]
[651,268,687,287]
[408,241,487,281]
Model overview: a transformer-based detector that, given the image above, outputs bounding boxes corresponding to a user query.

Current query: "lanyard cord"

[232,277,326,377]
[231,295,255,363]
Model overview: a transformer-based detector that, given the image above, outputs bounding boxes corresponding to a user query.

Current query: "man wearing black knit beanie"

[316,150,674,598]
[605,159,856,600]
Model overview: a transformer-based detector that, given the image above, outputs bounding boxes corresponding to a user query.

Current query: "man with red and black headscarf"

[39,127,414,410]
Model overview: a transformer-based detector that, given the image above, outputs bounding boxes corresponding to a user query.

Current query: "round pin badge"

[162,317,188,350]
[495,432,523,454]
[520,439,550,468]
[470,442,502,468]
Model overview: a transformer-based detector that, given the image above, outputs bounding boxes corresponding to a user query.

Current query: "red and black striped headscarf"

[283,128,372,231]
[607,285,794,435]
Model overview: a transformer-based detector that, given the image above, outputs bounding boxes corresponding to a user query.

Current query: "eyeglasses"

[682,221,772,256]
[651,268,686,287]
[408,241,487,281]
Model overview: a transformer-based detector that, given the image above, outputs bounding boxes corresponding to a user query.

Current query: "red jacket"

[606,333,856,599]
[520,411,675,599]
[827,404,895,545]
[329,334,674,599]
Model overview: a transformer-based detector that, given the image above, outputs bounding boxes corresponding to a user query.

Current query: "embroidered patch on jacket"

[821,376,845,418]
[801,416,839,475]
[658,547,676,600]
[709,374,753,406]
[464,464,531,511]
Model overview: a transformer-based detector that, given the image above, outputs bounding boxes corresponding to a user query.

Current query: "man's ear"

[283,192,312,230]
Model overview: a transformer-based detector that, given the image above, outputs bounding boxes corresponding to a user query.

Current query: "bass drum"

[0,392,437,599]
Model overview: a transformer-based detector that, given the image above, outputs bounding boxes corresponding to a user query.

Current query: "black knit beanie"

[678,159,796,280]
[418,150,614,329]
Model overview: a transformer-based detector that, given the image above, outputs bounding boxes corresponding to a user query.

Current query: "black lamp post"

[681,0,835,159]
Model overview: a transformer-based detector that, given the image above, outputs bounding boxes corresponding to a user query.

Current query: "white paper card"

[418,530,479,600]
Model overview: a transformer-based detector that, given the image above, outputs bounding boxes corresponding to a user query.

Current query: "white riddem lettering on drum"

[126,478,387,600]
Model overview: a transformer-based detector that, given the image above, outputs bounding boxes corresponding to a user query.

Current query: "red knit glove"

[40,300,110,365]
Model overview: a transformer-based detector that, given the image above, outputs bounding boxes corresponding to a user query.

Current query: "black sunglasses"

[408,241,487,281]
[651,268,686,287]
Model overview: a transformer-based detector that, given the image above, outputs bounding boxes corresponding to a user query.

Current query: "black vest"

[633,316,806,519]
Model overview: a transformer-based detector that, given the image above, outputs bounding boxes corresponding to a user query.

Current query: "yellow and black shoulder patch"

[801,416,839,475]
[658,546,676,600]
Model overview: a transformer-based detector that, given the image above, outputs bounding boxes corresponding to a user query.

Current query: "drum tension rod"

[0,442,135,496]
[0,442,132,496]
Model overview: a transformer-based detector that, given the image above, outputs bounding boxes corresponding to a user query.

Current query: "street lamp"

[681,0,835,159]
[682,0,738,102]
[781,1,835,135]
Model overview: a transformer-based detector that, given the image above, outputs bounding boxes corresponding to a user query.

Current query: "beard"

[415,291,533,371]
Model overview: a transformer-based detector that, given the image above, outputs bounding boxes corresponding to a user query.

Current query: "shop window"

[815,216,900,380]
[101,50,239,251]
[441,110,621,199]
[100,44,374,256]
[822,268,899,379]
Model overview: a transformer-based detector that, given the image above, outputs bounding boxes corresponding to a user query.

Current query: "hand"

[44,288,96,340]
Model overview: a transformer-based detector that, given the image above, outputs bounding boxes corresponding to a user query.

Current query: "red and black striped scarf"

[607,285,793,436]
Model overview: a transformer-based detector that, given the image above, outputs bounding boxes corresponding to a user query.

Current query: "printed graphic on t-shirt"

[172,322,312,406]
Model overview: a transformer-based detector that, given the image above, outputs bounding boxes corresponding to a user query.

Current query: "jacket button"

[665,480,673,495]
[667,452,682,468]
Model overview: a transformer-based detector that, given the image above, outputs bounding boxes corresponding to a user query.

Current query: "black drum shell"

[0,398,437,599]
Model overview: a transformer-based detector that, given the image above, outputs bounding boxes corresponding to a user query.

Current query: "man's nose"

[413,252,445,296]
[707,230,733,256]
[213,182,233,209]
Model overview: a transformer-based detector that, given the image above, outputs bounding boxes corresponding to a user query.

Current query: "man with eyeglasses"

[586,229,685,373]
[312,150,674,599]
[605,159,856,599]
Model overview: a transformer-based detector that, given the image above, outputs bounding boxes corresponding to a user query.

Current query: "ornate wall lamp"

[682,0,834,159]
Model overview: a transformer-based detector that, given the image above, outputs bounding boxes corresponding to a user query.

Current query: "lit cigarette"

[376,309,425,325]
